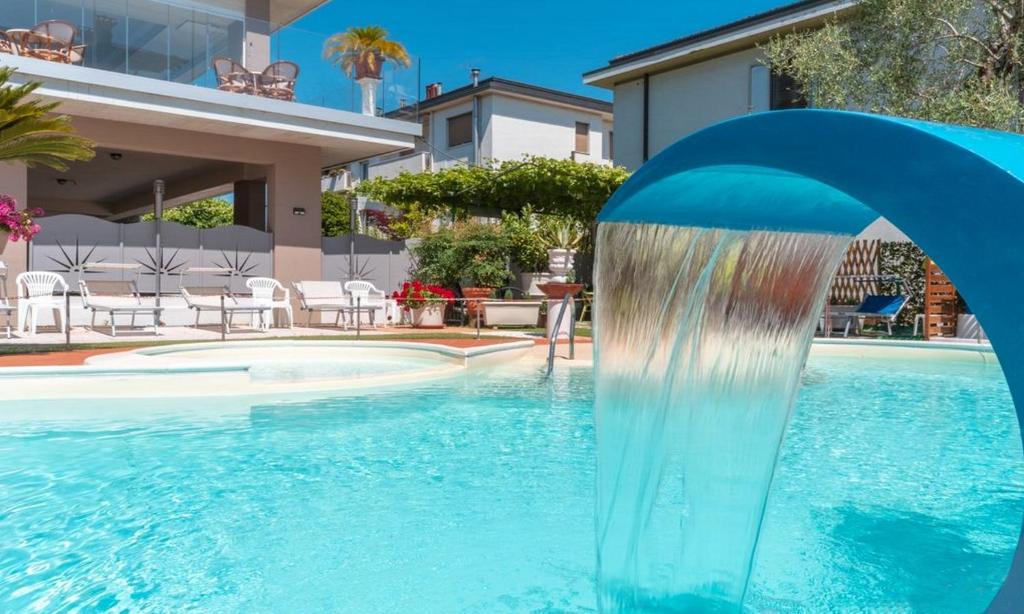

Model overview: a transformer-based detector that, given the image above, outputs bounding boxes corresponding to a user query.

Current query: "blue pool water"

[0,354,1021,612]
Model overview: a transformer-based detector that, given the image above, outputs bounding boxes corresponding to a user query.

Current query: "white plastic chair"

[246,277,293,329]
[344,280,386,328]
[16,271,69,335]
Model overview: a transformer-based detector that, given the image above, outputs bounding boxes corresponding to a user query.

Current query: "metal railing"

[546,294,577,378]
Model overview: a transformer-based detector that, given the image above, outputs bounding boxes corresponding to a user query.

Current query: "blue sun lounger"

[844,294,909,337]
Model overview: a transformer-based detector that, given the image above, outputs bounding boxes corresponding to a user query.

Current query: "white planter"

[518,272,552,297]
[410,303,445,328]
[547,248,576,283]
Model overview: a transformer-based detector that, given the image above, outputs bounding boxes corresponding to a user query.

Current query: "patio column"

[233,179,267,231]
[0,163,28,295]
[267,147,322,314]
[244,0,271,72]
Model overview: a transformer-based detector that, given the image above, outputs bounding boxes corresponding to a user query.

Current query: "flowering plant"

[0,195,43,242]
[392,280,454,310]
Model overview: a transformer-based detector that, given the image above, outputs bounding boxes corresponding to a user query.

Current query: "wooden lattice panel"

[830,239,880,303]
[923,259,958,339]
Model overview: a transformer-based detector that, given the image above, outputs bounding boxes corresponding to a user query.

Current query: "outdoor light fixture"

[56,178,77,186]
[109,152,123,161]
[292,207,306,216]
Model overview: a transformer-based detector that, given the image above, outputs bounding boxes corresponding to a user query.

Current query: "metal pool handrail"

[546,294,576,379]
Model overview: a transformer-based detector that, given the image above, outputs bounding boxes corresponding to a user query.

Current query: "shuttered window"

[447,113,473,147]
[575,122,590,154]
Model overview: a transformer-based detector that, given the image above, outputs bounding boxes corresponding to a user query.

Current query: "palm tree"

[324,25,411,115]
[0,67,94,170]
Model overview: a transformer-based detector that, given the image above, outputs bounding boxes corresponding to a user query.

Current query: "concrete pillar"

[0,163,29,297]
[233,179,267,230]
[267,147,322,314]
[244,0,271,72]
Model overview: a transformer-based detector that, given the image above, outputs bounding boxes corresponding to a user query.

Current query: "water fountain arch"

[594,109,1024,612]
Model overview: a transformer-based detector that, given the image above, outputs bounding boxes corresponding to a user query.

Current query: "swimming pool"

[0,351,1019,612]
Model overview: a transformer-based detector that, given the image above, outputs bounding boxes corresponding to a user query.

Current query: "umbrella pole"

[154,180,164,313]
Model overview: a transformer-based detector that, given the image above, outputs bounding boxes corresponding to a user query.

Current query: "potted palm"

[393,281,453,329]
[324,26,411,116]
[540,219,584,283]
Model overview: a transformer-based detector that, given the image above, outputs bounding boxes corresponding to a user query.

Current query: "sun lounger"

[79,280,162,336]
[844,294,909,337]
[181,286,271,333]
[293,281,352,328]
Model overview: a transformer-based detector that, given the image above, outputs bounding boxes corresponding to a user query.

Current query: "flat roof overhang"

[582,0,856,89]
[4,55,420,167]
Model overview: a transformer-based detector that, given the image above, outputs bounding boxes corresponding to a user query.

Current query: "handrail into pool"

[547,294,577,378]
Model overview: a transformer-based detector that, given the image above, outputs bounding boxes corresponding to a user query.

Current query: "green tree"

[0,67,94,170]
[142,198,233,228]
[412,222,511,288]
[763,0,1024,131]
[321,190,353,236]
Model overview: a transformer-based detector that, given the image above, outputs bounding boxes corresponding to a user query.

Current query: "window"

[770,71,807,110]
[575,122,590,154]
[447,113,473,147]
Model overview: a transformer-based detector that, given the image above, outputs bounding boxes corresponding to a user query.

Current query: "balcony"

[0,0,421,117]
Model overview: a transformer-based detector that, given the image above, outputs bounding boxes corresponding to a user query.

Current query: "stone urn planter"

[461,287,493,320]
[547,249,576,283]
[410,303,445,329]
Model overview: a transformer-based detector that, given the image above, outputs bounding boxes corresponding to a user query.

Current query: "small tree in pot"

[324,26,411,116]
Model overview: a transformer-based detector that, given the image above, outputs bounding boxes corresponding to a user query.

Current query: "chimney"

[471,68,481,87]
[425,82,443,99]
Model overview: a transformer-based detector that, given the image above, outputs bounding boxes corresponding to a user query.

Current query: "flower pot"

[519,272,552,297]
[410,303,445,329]
[354,53,385,80]
[461,287,493,319]
[547,248,576,283]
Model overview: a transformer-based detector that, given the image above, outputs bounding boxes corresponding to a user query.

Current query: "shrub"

[411,222,511,288]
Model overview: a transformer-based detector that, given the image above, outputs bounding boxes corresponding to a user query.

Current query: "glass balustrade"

[0,0,421,118]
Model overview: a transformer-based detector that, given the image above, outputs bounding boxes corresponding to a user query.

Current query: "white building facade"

[581,0,911,242]
[345,77,613,183]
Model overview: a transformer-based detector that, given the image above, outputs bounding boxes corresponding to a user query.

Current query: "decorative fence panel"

[829,239,880,304]
[322,234,414,293]
[30,214,273,294]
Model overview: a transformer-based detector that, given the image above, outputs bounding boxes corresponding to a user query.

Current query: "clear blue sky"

[291,0,795,105]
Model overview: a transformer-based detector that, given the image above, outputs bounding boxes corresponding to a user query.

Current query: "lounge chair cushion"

[854,294,908,316]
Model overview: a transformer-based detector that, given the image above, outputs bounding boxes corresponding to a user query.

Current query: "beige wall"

[612,47,766,170]
[0,163,28,290]
[267,147,322,291]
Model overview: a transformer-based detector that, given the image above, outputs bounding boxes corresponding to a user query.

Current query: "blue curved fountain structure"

[593,110,1024,612]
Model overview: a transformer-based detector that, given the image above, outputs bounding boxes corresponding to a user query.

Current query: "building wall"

[612,47,766,170]
[424,100,475,170]
[486,95,611,163]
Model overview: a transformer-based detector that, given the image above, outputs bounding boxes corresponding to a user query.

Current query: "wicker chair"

[0,31,19,56]
[213,57,254,94]
[257,61,299,101]
[24,20,77,63]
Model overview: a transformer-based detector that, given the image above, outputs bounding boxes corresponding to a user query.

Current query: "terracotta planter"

[537,283,583,300]
[410,303,445,329]
[461,287,493,319]
[354,53,385,80]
